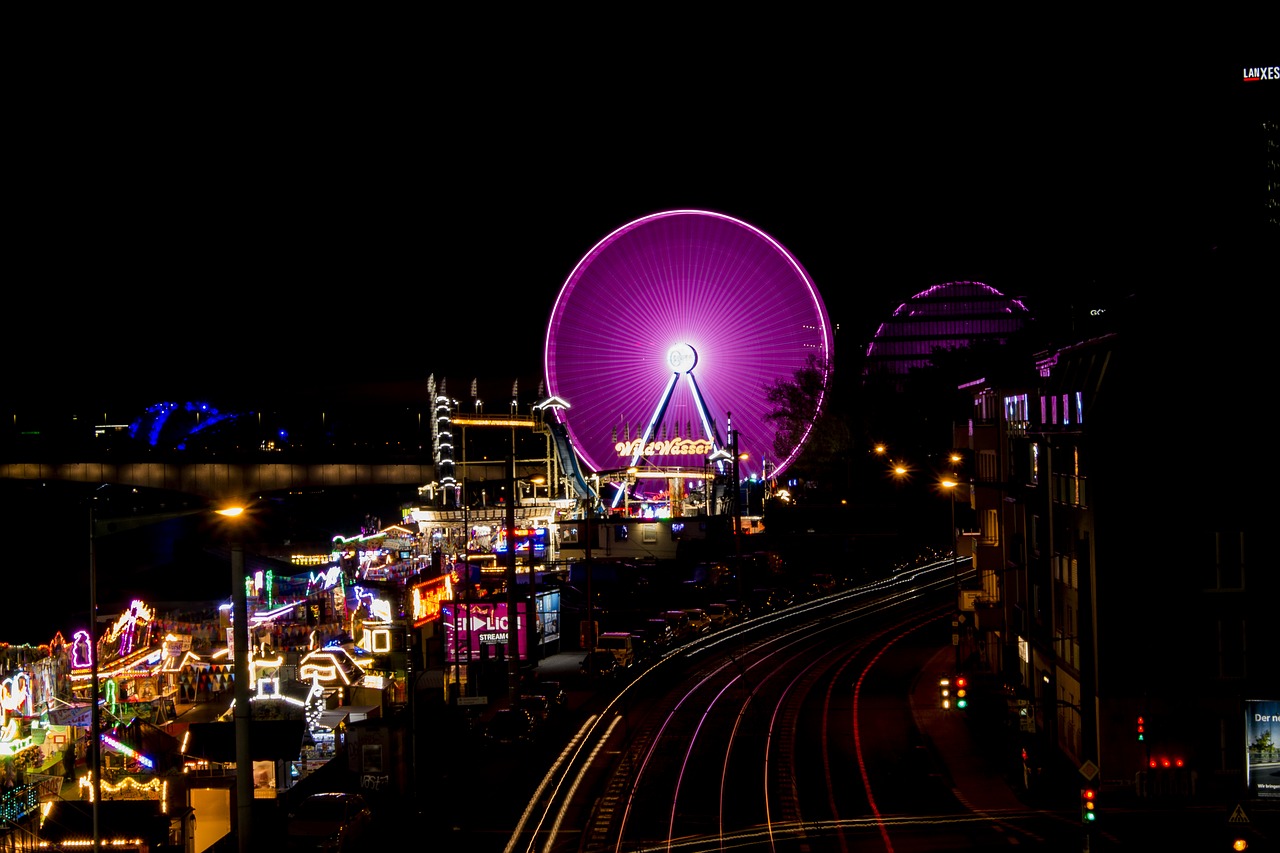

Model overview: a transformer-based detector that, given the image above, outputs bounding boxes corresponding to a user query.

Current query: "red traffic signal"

[1080,787,1097,823]
[954,675,968,709]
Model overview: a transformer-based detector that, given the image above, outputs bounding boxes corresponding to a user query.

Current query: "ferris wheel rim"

[543,209,832,481]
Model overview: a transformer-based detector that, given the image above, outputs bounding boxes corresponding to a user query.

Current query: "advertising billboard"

[1246,698,1280,800]
[536,589,560,645]
[441,600,530,664]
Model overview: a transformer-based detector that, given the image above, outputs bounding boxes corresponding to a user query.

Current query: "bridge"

[0,458,541,502]
[0,403,573,503]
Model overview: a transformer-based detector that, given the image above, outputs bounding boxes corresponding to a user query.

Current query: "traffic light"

[1137,715,1145,742]
[1080,787,1097,823]
[939,677,951,709]
[954,675,968,709]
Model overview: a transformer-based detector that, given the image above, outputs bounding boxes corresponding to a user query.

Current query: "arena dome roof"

[863,281,1031,378]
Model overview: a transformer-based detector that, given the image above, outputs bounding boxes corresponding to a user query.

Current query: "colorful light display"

[544,209,833,483]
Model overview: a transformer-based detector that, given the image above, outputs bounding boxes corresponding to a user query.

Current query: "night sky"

[5,48,1264,417]
[0,41,1273,644]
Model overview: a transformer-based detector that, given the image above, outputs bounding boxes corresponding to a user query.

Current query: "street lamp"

[214,504,253,853]
[87,495,210,852]
[939,477,959,588]
[940,475,961,670]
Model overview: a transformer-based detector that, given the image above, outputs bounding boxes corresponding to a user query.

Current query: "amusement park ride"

[416,209,835,572]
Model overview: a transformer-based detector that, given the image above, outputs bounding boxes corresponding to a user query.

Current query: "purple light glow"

[863,280,1031,376]
[544,210,833,479]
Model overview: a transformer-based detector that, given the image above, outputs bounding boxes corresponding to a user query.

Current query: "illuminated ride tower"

[543,209,834,516]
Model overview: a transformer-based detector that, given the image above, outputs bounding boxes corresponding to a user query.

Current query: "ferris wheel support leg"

[612,371,680,508]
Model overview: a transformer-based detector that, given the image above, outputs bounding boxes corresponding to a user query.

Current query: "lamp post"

[87,503,102,852]
[583,473,599,659]
[940,472,961,671]
[506,460,520,701]
[87,496,209,853]
[215,504,253,853]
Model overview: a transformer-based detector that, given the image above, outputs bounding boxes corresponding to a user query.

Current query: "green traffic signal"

[1080,787,1097,822]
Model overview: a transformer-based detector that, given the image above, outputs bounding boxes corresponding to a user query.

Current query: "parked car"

[723,599,750,621]
[767,587,796,609]
[580,650,622,679]
[683,608,712,634]
[661,609,693,641]
[285,791,373,852]
[806,572,838,597]
[518,693,553,725]
[525,679,566,708]
[597,631,637,668]
[641,618,675,650]
[483,707,538,746]
[705,602,735,628]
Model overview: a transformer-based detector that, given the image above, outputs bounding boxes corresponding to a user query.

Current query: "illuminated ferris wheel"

[543,209,833,505]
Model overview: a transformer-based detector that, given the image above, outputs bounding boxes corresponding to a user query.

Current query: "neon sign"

[70,630,94,669]
[615,437,713,458]
[104,599,154,658]
[79,775,166,806]
[1242,66,1279,81]
[298,648,364,686]
[101,733,155,770]
[309,566,344,591]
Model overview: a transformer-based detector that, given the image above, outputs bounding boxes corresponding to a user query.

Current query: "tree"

[764,355,851,497]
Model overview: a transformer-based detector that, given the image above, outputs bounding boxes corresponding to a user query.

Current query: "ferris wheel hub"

[666,343,698,374]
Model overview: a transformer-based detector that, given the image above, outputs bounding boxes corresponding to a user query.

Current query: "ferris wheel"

[543,209,833,503]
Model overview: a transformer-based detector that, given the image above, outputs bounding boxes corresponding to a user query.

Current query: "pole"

[506,463,520,701]
[730,419,742,567]
[585,493,594,657]
[405,582,415,812]
[951,488,960,671]
[88,506,101,853]
[231,542,252,853]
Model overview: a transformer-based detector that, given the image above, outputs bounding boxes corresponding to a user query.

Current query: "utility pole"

[87,505,101,852]
[730,416,742,569]
[506,459,520,701]
[584,487,595,660]
[230,542,252,853]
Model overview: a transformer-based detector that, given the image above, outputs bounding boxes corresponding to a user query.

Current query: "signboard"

[411,575,449,628]
[536,589,561,645]
[164,634,193,657]
[1245,698,1280,800]
[441,600,531,664]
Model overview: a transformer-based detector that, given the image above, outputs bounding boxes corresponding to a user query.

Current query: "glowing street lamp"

[940,474,962,669]
[215,503,253,853]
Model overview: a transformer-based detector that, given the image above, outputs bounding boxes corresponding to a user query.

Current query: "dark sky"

[3,47,1267,419]
[0,41,1272,645]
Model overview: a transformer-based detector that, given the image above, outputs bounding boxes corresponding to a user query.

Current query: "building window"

[982,509,999,545]
[978,449,998,483]
[1029,442,1040,486]
[1218,617,1246,678]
